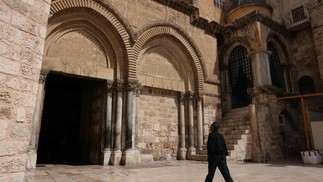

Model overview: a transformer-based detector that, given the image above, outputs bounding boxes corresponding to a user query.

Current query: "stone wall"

[0,0,50,181]
[308,0,323,88]
[138,87,178,161]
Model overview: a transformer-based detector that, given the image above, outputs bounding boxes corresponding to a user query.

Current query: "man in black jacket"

[205,122,234,182]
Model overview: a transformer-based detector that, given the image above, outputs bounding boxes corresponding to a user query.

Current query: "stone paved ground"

[25,159,323,182]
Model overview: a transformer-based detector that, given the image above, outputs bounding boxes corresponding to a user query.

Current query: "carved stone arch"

[48,0,136,79]
[266,33,291,65]
[222,40,253,66]
[45,19,116,69]
[131,22,205,92]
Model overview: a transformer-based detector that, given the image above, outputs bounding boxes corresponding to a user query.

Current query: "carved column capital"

[134,83,143,97]
[127,79,138,92]
[178,92,186,101]
[186,91,195,99]
[38,72,48,84]
[106,80,114,92]
[115,79,124,91]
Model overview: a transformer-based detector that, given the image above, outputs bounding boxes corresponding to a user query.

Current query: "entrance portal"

[37,73,105,165]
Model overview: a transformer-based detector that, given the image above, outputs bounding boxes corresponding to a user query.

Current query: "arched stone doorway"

[37,73,106,165]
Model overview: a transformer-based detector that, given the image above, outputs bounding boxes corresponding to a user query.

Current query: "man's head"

[210,122,219,132]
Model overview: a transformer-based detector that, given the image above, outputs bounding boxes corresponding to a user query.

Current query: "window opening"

[228,46,253,108]
[267,42,286,91]
[292,6,307,23]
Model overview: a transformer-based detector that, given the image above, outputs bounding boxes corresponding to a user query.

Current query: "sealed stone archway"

[37,73,106,165]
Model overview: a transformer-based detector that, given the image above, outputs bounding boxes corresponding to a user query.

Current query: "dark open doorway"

[37,72,105,165]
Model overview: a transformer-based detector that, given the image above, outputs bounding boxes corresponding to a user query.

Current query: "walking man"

[205,122,234,182]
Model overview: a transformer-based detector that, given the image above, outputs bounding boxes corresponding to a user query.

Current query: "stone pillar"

[102,81,113,165]
[178,92,187,160]
[27,71,48,169]
[248,85,280,162]
[110,79,123,165]
[186,91,196,159]
[249,50,272,87]
[196,93,203,150]
[122,80,141,165]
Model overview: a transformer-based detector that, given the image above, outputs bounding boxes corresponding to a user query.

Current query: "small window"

[214,0,225,9]
[291,6,307,23]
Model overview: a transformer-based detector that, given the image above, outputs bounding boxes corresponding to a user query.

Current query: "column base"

[178,147,187,160]
[186,147,196,160]
[27,149,37,169]
[121,149,141,166]
[109,150,122,166]
[102,149,112,165]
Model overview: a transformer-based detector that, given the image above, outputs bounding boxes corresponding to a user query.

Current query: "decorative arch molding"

[266,33,292,65]
[46,20,117,69]
[49,0,136,78]
[131,21,206,92]
[220,39,253,67]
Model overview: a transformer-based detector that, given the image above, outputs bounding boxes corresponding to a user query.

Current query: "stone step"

[220,125,250,132]
[219,121,250,128]
[190,107,251,162]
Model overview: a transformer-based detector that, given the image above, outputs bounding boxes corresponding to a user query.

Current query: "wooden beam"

[274,93,323,100]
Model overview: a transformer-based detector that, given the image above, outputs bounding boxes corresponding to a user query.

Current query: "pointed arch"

[130,21,205,92]
[47,0,136,79]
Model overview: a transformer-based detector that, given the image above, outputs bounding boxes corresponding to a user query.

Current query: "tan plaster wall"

[0,0,51,181]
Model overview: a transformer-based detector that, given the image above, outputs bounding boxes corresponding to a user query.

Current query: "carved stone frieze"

[247,84,281,96]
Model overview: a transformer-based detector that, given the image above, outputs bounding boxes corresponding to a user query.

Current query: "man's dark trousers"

[205,155,233,182]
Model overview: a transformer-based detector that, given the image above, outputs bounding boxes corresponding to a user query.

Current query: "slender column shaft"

[196,97,203,150]
[29,72,47,150]
[114,81,123,151]
[188,92,194,149]
[179,92,185,148]
[104,85,113,150]
[126,90,133,149]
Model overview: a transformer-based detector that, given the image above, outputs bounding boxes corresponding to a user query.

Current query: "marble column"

[196,93,203,150]
[102,81,113,165]
[186,91,196,159]
[110,79,123,165]
[178,92,187,160]
[122,80,141,165]
[249,50,272,87]
[27,71,47,169]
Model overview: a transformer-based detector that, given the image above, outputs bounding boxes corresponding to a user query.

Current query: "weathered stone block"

[0,155,27,173]
[0,107,12,120]
[10,123,31,140]
[16,107,26,123]
[0,119,9,140]
[0,2,12,23]
[0,91,12,104]
[0,57,20,76]
[0,141,17,156]
[15,93,35,107]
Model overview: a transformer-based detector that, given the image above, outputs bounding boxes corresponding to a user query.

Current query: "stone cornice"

[228,11,290,37]
[152,0,289,37]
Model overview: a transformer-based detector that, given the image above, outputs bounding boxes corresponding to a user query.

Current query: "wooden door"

[89,82,104,164]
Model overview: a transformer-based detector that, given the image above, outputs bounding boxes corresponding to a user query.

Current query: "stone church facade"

[1,0,323,181]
